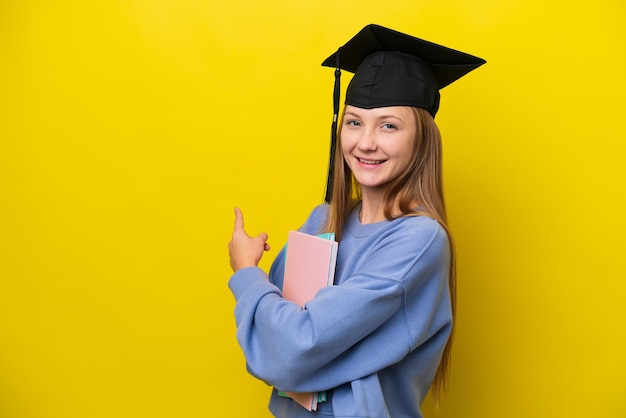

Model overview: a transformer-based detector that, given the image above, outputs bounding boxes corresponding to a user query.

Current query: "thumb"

[256,232,269,243]
[254,232,270,251]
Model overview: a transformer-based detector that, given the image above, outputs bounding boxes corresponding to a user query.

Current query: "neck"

[359,188,419,224]
[359,189,388,224]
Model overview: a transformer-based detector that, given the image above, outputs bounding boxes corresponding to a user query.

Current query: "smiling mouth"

[357,157,386,165]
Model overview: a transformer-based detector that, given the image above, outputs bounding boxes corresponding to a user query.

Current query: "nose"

[357,130,377,152]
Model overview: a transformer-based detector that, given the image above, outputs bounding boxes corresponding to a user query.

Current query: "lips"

[357,157,386,165]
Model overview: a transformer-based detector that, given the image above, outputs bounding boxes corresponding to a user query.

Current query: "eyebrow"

[345,111,404,122]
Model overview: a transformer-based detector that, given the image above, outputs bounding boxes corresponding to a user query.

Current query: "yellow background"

[1,1,625,417]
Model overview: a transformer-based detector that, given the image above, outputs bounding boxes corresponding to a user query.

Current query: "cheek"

[401,135,417,157]
[339,136,354,156]
[394,138,416,169]
[340,141,357,169]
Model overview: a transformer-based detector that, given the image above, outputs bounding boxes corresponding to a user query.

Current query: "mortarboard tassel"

[324,48,341,203]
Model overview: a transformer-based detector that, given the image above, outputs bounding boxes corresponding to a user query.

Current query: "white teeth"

[358,158,383,164]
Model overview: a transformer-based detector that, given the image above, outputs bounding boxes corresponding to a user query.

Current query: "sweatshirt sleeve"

[228,214,452,393]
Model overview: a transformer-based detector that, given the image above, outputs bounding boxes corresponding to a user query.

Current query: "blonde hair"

[325,106,456,406]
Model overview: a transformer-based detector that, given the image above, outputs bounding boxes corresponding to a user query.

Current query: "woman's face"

[341,105,417,195]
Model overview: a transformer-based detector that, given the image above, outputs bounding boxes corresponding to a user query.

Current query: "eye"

[345,120,361,127]
[382,123,397,130]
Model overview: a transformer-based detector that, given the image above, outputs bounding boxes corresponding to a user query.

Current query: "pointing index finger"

[233,207,244,231]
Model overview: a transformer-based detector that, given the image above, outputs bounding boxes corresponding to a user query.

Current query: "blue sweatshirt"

[228,204,452,418]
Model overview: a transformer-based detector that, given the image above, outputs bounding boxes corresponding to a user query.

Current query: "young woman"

[228,24,485,418]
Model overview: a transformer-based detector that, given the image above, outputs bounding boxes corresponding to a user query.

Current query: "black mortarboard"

[320,24,486,203]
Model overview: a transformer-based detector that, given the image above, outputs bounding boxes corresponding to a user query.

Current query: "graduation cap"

[321,24,486,203]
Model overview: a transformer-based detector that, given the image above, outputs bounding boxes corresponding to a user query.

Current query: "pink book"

[282,231,337,308]
[280,230,337,411]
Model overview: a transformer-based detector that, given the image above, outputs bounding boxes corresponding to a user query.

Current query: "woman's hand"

[228,207,271,272]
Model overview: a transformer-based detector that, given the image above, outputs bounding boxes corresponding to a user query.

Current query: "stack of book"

[278,230,338,411]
